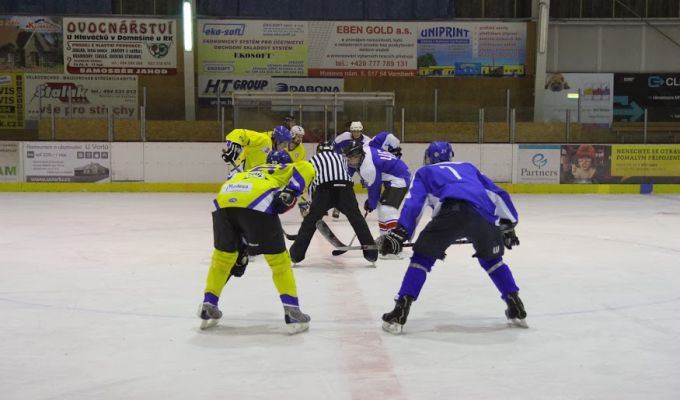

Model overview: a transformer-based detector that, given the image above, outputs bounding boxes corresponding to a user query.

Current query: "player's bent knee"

[264,251,292,272]
[409,253,436,272]
[478,257,504,273]
[212,249,238,273]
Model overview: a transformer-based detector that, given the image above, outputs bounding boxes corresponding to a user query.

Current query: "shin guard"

[397,253,436,300]
[478,257,519,299]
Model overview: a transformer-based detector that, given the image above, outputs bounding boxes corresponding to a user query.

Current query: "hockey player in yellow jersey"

[285,125,307,162]
[221,126,292,175]
[199,150,316,334]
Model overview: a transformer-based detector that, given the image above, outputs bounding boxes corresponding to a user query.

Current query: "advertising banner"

[63,18,177,75]
[24,142,111,183]
[560,144,613,184]
[516,145,560,184]
[543,73,613,125]
[198,20,307,76]
[611,145,680,182]
[25,74,137,120]
[416,22,526,77]
[307,21,417,77]
[0,72,24,129]
[614,74,680,122]
[0,141,20,182]
[197,76,343,109]
[0,16,63,73]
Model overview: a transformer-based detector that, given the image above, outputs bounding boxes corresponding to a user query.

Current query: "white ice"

[1,192,679,400]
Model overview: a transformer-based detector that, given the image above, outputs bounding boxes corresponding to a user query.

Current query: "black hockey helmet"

[316,139,334,153]
[343,139,364,158]
[343,139,365,167]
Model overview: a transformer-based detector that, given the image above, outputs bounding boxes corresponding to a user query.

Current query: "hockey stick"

[331,240,470,252]
[284,230,298,241]
[315,219,346,249]
[331,210,369,256]
[316,219,470,251]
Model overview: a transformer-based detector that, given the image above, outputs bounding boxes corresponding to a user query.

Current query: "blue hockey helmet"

[424,141,454,165]
[271,125,292,144]
[266,150,293,165]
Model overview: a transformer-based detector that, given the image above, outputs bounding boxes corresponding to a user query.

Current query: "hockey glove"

[230,244,249,277]
[298,200,311,217]
[389,146,403,159]
[379,224,409,256]
[364,199,375,213]
[499,219,520,250]
[221,141,243,165]
[271,187,298,214]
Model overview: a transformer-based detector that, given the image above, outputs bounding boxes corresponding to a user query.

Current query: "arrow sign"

[614,99,644,121]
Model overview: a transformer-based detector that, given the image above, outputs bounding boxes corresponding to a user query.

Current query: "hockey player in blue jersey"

[379,141,526,334]
[369,131,402,158]
[343,140,411,242]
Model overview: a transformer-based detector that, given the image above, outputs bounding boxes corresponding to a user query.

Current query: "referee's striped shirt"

[308,151,352,194]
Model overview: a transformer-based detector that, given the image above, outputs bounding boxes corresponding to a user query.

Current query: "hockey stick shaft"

[331,210,368,256]
[333,239,471,252]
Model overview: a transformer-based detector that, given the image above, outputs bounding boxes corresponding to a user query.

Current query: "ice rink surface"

[1,192,679,400]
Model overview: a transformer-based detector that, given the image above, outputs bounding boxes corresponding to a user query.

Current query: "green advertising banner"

[198,20,307,76]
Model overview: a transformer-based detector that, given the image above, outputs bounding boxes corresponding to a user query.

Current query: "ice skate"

[379,252,404,260]
[381,295,414,335]
[364,250,378,267]
[504,292,528,328]
[198,302,222,330]
[284,305,310,334]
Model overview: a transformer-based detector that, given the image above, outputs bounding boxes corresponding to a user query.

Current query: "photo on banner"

[543,73,613,125]
[416,22,526,77]
[0,16,63,73]
[560,144,613,184]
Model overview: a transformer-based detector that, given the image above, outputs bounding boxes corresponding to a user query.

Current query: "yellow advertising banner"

[611,145,680,177]
[0,73,24,129]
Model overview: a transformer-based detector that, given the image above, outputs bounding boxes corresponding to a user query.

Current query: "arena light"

[183,1,193,52]
[567,92,579,99]
[538,1,548,54]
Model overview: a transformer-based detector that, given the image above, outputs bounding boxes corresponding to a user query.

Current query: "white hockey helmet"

[290,125,305,137]
[349,121,363,132]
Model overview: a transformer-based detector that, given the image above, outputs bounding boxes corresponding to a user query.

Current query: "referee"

[289,140,377,264]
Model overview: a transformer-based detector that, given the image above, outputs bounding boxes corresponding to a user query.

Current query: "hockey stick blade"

[315,219,347,248]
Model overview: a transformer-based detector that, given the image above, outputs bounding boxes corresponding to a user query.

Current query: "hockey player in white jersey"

[343,140,411,255]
